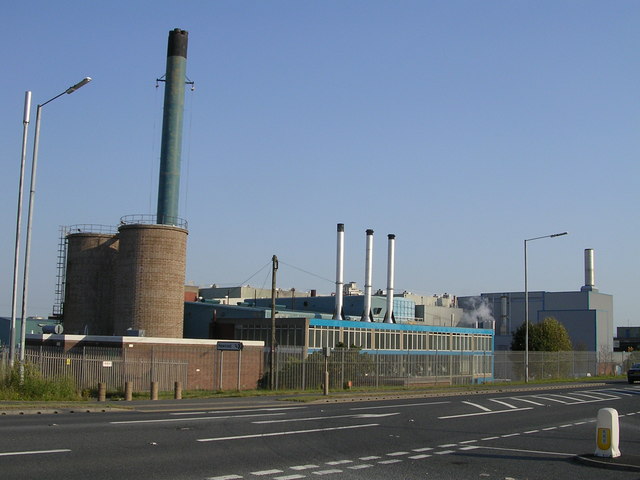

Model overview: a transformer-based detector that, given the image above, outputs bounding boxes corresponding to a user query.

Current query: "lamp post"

[524,231,567,382]
[18,77,92,370]
[9,92,32,367]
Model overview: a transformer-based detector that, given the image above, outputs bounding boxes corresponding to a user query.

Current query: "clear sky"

[1,1,637,329]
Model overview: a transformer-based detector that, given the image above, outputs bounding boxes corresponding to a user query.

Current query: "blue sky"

[1,1,638,329]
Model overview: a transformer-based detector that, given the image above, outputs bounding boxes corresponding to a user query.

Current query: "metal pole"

[523,231,567,383]
[524,239,529,383]
[270,255,278,390]
[17,78,91,379]
[9,91,31,368]
[18,103,43,373]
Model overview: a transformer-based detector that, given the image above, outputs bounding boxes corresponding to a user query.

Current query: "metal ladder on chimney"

[52,226,69,318]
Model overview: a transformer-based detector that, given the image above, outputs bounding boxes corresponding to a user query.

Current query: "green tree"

[511,317,573,351]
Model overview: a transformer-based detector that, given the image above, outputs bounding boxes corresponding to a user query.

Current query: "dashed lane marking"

[377,459,402,464]
[325,460,351,466]
[274,475,305,480]
[197,423,379,442]
[409,454,431,459]
[359,456,381,460]
[290,465,318,471]
[206,475,243,480]
[312,469,342,475]
[250,469,283,476]
[347,464,373,470]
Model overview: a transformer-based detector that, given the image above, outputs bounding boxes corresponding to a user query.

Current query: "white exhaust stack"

[333,223,345,319]
[361,229,374,322]
[581,248,597,292]
[383,234,396,323]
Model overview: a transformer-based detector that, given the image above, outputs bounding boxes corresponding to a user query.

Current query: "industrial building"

[458,249,614,352]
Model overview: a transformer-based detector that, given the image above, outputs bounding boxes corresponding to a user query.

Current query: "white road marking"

[251,469,283,476]
[462,401,492,412]
[348,464,373,470]
[439,407,533,419]
[171,407,306,416]
[489,399,518,409]
[111,412,285,424]
[325,460,351,465]
[501,433,520,438]
[0,449,71,457]
[198,423,379,442]
[542,427,557,431]
[206,475,243,480]
[459,446,480,451]
[409,454,431,459]
[312,469,342,475]
[359,456,381,460]
[481,436,499,441]
[460,440,478,444]
[524,430,539,434]
[253,413,399,424]
[559,424,573,428]
[468,446,575,457]
[438,444,457,448]
[508,397,545,406]
[434,450,454,455]
[350,401,450,411]
[274,475,305,480]
[378,459,402,464]
[387,451,410,456]
[290,465,318,470]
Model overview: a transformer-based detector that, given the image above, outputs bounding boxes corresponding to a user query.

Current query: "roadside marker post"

[595,408,621,458]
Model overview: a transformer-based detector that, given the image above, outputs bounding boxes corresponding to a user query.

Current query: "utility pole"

[270,255,278,390]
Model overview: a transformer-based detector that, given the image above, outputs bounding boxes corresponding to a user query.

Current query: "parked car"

[627,363,640,384]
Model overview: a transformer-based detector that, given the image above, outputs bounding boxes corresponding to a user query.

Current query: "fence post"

[150,381,158,400]
[97,382,106,402]
[237,350,242,391]
[124,381,133,401]
[174,381,182,400]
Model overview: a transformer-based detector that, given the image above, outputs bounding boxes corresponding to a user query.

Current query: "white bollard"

[594,408,621,458]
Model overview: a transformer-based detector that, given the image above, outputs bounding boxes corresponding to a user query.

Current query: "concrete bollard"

[150,381,158,401]
[174,381,182,400]
[97,382,106,402]
[124,381,133,401]
[595,407,621,458]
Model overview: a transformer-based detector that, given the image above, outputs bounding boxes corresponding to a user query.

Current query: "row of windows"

[309,326,492,352]
[232,323,492,352]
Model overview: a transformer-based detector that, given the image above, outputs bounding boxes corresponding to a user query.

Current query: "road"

[1,382,639,480]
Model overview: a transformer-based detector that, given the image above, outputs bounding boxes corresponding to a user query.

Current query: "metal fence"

[1,347,633,394]
[494,351,631,382]
[269,348,633,390]
[269,347,494,390]
[1,346,188,393]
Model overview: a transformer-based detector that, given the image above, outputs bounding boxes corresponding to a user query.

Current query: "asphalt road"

[1,382,639,480]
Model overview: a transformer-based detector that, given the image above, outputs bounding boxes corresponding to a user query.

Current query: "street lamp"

[9,92,32,368]
[16,77,92,369]
[524,231,567,382]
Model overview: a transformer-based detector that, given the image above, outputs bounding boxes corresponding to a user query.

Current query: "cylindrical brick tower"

[113,222,188,337]
[63,231,118,335]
